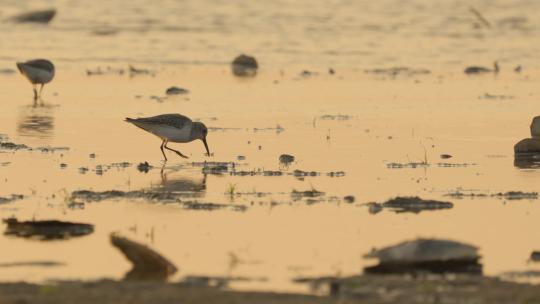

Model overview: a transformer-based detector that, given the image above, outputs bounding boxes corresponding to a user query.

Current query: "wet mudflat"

[1,66,540,292]
[0,0,540,298]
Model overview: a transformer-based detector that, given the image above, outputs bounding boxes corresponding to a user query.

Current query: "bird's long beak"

[203,138,210,156]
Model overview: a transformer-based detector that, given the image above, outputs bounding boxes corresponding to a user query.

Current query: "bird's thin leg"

[160,140,168,162]
[38,84,44,99]
[164,143,189,159]
[32,85,38,102]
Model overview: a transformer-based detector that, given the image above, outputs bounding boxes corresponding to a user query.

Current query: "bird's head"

[193,122,210,156]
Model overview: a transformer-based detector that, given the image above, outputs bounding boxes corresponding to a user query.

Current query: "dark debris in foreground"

[2,275,540,304]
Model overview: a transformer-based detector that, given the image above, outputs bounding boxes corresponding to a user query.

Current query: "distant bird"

[125,114,210,161]
[464,61,499,74]
[16,59,55,100]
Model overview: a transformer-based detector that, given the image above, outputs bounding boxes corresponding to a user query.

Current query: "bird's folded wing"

[22,59,54,72]
[133,114,192,129]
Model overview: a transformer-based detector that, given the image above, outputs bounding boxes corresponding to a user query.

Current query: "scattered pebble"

[231,54,258,77]
[343,196,355,203]
[279,154,295,164]
[165,86,189,95]
[137,162,152,173]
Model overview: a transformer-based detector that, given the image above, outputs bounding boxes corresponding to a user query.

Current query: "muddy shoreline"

[1,276,540,304]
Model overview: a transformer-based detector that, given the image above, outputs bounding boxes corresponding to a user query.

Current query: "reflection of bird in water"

[464,61,499,74]
[17,104,55,139]
[16,59,55,101]
[155,165,207,193]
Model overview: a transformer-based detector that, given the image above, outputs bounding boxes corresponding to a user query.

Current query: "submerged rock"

[231,54,258,77]
[364,238,482,274]
[11,9,56,24]
[464,62,499,74]
[279,154,295,165]
[111,234,177,281]
[0,142,29,150]
[343,195,355,204]
[165,86,189,95]
[446,190,538,200]
[137,162,152,173]
[70,190,245,211]
[129,65,153,77]
[368,196,453,214]
[3,218,94,240]
[0,194,24,204]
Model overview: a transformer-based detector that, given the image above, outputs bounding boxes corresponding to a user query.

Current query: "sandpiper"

[16,59,55,100]
[125,114,210,161]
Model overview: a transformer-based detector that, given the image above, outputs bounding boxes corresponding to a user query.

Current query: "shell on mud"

[365,238,479,263]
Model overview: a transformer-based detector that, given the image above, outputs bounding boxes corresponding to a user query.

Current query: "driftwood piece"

[110,234,177,281]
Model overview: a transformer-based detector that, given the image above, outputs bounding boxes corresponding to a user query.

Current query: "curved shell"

[365,239,479,263]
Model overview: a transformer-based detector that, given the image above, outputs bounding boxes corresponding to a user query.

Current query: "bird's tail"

[15,62,24,74]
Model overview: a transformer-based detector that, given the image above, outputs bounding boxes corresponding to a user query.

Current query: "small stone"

[231,54,258,77]
[165,86,189,95]
[343,195,355,203]
[279,154,295,164]
[137,162,152,173]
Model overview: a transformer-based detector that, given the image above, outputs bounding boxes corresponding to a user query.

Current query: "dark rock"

[165,86,189,95]
[137,162,152,173]
[464,62,499,74]
[375,196,453,214]
[514,138,540,154]
[11,9,56,24]
[231,54,258,77]
[0,194,24,204]
[279,154,295,164]
[343,196,355,203]
[530,251,540,262]
[364,238,482,274]
[3,218,94,240]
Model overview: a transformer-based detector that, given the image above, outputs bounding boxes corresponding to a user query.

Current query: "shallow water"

[0,0,539,293]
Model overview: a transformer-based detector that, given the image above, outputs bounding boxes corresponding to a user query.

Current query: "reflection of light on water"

[17,105,55,140]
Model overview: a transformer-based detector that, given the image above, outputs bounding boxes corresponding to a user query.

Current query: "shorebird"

[16,59,55,100]
[464,61,499,74]
[125,114,210,161]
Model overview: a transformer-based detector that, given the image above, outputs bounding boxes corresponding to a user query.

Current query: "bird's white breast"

[137,123,193,143]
